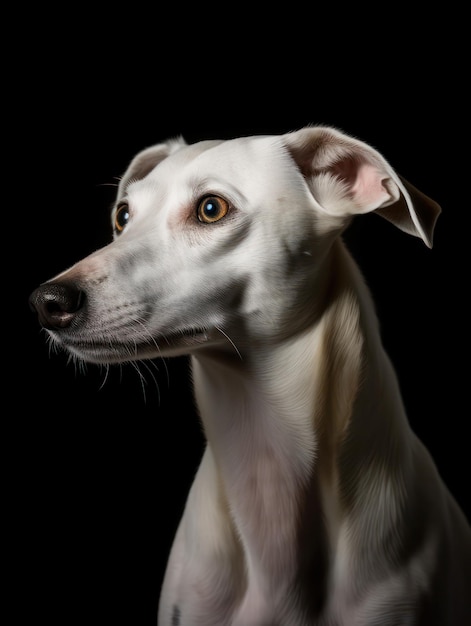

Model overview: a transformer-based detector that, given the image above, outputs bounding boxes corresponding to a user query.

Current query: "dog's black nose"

[29,282,85,330]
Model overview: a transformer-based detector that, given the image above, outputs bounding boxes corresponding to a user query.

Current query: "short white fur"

[29,126,471,625]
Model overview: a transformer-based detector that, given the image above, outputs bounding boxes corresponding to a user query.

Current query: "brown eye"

[197,195,229,223]
[114,203,130,234]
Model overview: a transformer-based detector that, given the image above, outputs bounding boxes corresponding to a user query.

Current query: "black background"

[12,10,469,626]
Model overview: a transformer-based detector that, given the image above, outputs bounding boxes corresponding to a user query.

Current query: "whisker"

[129,360,148,403]
[96,176,122,189]
[215,326,243,360]
[98,364,110,390]
[96,182,120,188]
[138,359,162,407]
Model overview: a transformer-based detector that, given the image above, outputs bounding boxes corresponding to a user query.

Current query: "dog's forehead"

[195,135,293,184]
[145,135,297,197]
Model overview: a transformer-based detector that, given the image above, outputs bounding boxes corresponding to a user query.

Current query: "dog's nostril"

[29,282,86,330]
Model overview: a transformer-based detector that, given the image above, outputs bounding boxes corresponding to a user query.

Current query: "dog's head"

[29,126,441,364]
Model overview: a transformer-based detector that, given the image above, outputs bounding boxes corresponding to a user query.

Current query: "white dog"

[30,126,471,625]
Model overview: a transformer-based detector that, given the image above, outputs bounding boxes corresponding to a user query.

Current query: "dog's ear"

[117,136,187,197]
[283,126,441,248]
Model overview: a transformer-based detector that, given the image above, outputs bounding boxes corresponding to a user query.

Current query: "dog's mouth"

[49,326,220,364]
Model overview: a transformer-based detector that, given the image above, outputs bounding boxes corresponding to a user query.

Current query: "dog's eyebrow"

[189,176,248,208]
[119,176,170,207]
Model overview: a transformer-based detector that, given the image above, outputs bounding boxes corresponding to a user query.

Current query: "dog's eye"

[197,196,229,223]
[114,203,130,234]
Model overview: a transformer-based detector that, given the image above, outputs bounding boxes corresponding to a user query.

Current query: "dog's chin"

[49,328,224,365]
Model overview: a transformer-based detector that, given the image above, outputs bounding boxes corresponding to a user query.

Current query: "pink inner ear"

[351,163,393,211]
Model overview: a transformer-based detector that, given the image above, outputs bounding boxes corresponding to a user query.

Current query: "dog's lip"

[49,325,218,361]
[168,327,211,342]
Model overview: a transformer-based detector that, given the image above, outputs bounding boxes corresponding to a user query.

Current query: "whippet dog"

[30,126,471,625]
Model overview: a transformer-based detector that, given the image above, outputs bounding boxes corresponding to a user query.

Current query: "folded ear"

[117,136,187,198]
[283,126,441,248]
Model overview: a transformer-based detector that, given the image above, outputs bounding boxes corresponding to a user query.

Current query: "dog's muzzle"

[29,282,85,330]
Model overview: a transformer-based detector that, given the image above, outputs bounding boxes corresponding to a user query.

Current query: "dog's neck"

[192,344,320,605]
[190,240,407,605]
